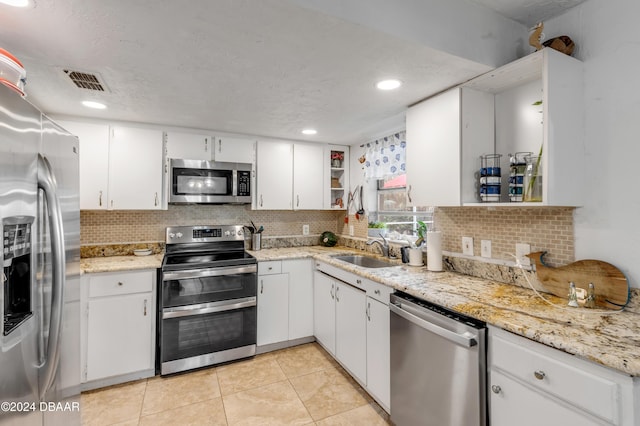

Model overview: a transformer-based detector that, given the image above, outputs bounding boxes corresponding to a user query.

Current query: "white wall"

[544,1,640,288]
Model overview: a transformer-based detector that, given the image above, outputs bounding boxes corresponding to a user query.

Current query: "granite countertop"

[81,246,640,377]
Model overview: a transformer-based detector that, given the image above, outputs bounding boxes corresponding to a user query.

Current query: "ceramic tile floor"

[80,342,391,425]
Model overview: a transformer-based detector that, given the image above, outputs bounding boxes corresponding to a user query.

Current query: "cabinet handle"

[296,195,299,207]
[260,194,263,207]
[143,299,147,316]
[205,138,208,153]
[336,285,340,302]
[407,185,413,203]
[260,279,264,294]
[218,139,222,153]
[330,283,335,299]
[154,192,159,206]
[356,279,361,285]
[534,370,546,380]
[118,282,123,286]
[374,289,380,295]
[491,385,502,394]
[99,190,102,206]
[110,200,114,207]
[366,302,371,321]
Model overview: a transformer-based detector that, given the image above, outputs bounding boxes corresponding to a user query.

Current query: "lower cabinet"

[257,259,314,349]
[489,325,638,426]
[314,262,393,412]
[81,269,156,389]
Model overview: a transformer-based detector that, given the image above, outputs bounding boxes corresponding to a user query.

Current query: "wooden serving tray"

[526,251,630,309]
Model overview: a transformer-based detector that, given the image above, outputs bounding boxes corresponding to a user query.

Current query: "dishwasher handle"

[390,302,477,348]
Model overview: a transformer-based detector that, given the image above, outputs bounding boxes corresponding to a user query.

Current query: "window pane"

[378,189,407,211]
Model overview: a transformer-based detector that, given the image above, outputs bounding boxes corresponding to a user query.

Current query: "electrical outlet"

[481,240,492,258]
[302,224,309,235]
[515,243,531,266]
[349,225,354,236]
[462,237,474,256]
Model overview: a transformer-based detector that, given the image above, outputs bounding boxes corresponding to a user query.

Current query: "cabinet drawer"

[88,270,154,298]
[491,329,620,424]
[258,261,282,275]
[364,279,393,305]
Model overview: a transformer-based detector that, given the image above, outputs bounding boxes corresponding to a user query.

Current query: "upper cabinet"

[256,140,293,210]
[326,145,349,210]
[213,136,255,164]
[164,131,211,161]
[56,120,110,210]
[109,126,165,210]
[406,48,584,207]
[293,143,324,210]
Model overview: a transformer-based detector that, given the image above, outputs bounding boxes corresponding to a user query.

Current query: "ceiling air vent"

[63,69,107,92]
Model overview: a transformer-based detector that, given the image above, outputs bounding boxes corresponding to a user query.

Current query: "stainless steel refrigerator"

[1,83,80,425]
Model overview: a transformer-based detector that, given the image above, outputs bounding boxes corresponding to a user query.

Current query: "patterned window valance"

[363,131,406,180]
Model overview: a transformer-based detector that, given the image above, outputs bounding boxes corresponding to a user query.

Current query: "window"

[373,174,433,238]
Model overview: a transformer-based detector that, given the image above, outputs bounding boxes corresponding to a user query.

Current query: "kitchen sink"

[333,255,395,268]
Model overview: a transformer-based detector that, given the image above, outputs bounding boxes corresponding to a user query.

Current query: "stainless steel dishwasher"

[390,291,487,426]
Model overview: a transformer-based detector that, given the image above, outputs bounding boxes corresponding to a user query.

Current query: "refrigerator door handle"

[36,154,66,400]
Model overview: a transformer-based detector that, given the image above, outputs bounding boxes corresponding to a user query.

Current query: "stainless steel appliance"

[1,84,80,425]
[390,291,487,426]
[168,159,251,204]
[158,225,257,375]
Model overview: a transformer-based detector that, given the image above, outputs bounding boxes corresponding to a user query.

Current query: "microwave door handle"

[36,154,66,400]
[232,170,238,196]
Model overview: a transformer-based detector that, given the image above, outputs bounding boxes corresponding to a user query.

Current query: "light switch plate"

[302,224,309,235]
[515,243,531,266]
[462,237,474,256]
[481,240,492,258]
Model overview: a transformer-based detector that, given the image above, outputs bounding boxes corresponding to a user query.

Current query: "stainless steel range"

[158,225,257,375]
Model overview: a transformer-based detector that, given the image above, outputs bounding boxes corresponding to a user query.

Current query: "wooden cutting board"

[526,251,630,309]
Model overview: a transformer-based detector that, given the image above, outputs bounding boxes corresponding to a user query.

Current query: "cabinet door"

[109,126,164,209]
[57,120,109,210]
[335,281,367,384]
[366,297,390,410]
[293,143,324,210]
[257,274,289,346]
[214,136,255,164]
[283,259,314,340]
[86,293,152,381]
[313,271,336,355]
[490,369,602,426]
[256,140,293,209]
[165,131,211,160]
[406,87,461,207]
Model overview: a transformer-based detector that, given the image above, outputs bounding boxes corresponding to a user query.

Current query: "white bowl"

[133,249,152,256]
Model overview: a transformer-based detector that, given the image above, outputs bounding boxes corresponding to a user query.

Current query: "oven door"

[161,264,257,308]
[160,300,257,375]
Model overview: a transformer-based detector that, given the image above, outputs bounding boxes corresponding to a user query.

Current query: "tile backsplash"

[81,205,575,268]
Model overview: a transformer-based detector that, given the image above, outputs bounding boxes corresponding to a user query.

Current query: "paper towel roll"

[427,231,443,272]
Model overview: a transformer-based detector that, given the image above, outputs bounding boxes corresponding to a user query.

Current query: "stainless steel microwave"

[169,159,252,204]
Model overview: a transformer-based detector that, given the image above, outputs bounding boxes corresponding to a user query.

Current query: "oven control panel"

[166,225,245,244]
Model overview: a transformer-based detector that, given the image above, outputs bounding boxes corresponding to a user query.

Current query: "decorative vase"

[331,159,341,168]
[523,155,543,202]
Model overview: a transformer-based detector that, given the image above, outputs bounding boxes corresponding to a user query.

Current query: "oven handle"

[162,296,256,319]
[162,264,257,281]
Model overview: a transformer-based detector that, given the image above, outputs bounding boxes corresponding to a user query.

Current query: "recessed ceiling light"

[0,0,29,6]
[302,129,317,135]
[376,79,402,90]
[82,100,106,110]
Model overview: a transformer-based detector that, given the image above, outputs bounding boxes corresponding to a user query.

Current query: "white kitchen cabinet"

[257,273,289,346]
[366,296,390,411]
[257,259,314,349]
[82,270,155,388]
[406,48,583,207]
[489,326,638,426]
[56,120,110,210]
[283,259,314,340]
[256,140,293,209]
[293,143,324,210]
[313,270,336,355]
[335,280,367,384]
[164,131,211,160]
[108,126,165,209]
[214,136,255,164]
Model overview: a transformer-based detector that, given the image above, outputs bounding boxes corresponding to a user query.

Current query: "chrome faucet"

[367,232,390,257]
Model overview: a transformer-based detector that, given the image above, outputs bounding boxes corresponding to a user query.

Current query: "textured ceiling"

[0,0,584,145]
